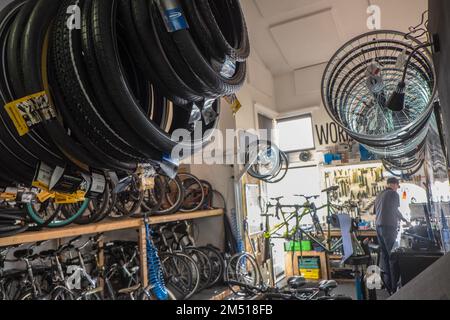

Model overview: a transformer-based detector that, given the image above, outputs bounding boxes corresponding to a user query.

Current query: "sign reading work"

[315,122,350,146]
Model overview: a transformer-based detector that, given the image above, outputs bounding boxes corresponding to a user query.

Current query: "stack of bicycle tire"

[0,0,249,236]
[0,0,249,184]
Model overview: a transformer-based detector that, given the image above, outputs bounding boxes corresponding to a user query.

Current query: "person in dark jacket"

[374,177,410,293]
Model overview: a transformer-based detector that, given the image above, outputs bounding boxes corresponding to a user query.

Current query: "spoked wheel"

[225,253,260,292]
[199,246,225,288]
[27,199,90,228]
[114,176,144,218]
[73,180,115,224]
[176,173,205,213]
[141,175,165,214]
[153,176,184,215]
[183,247,213,291]
[161,253,195,300]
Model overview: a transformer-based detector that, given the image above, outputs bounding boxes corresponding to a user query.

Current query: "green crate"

[284,240,312,252]
[298,258,319,269]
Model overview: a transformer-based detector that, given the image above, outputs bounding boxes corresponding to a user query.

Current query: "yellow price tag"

[54,191,86,204]
[224,94,242,115]
[0,193,17,201]
[4,102,29,136]
[37,191,55,203]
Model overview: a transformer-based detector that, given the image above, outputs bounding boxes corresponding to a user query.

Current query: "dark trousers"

[376,226,398,293]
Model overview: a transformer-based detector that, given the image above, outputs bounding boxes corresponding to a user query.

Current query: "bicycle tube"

[26,199,90,228]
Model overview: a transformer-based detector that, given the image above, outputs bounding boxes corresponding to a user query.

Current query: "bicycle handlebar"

[227,280,264,293]
[68,235,82,246]
[294,194,319,201]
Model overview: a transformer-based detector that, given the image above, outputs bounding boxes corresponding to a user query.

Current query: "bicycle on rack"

[262,186,354,253]
[103,240,156,300]
[1,241,52,300]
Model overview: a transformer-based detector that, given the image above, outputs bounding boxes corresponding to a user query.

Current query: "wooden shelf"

[0,209,224,247]
[322,160,382,169]
[148,209,223,225]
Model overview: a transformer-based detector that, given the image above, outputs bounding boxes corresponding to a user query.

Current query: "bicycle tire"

[183,247,212,291]
[160,252,194,300]
[90,0,175,155]
[153,176,184,216]
[177,173,205,213]
[26,199,90,228]
[173,252,201,298]
[114,176,144,218]
[50,0,149,164]
[199,246,225,287]
[194,0,250,62]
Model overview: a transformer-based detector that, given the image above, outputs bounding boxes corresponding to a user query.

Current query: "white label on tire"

[34,162,54,189]
[90,173,106,194]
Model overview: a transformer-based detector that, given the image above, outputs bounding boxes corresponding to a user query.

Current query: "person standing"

[374,177,410,294]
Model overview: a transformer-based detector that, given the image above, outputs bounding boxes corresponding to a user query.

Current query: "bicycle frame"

[263,197,345,254]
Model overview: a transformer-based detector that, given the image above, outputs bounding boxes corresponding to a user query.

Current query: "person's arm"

[392,192,410,225]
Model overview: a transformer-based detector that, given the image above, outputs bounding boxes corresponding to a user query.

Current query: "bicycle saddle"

[345,255,372,266]
[13,249,33,259]
[287,276,307,289]
[294,194,319,200]
[271,196,284,201]
[319,280,338,292]
[118,284,141,295]
[39,250,57,258]
[322,186,339,193]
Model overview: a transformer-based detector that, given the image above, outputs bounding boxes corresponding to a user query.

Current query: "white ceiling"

[242,0,428,77]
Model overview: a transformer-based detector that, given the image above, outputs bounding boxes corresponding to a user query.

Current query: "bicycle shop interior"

[1,0,450,303]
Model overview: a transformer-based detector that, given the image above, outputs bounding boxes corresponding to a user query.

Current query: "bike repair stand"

[326,190,333,252]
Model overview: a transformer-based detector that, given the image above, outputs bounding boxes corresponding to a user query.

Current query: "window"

[276,115,315,152]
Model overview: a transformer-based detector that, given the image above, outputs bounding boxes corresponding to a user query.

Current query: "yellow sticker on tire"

[4,102,29,136]
[4,91,56,136]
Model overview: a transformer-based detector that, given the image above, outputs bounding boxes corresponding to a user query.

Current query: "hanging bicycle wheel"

[322,30,436,159]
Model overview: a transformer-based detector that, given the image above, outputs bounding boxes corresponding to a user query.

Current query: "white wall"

[235,52,276,130]
[189,98,237,250]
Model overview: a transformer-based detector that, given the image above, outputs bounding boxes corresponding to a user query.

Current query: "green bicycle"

[262,186,351,253]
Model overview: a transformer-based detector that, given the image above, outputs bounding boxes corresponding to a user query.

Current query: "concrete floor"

[191,281,391,300]
[331,281,390,300]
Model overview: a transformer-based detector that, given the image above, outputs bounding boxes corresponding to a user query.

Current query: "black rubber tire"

[153,176,185,215]
[194,0,250,62]
[130,0,203,103]
[89,0,171,156]
[118,0,189,107]
[50,0,148,165]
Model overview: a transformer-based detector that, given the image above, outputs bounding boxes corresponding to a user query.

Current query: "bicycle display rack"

[0,209,223,287]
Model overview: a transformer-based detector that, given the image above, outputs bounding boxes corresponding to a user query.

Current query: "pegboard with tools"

[322,162,387,214]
